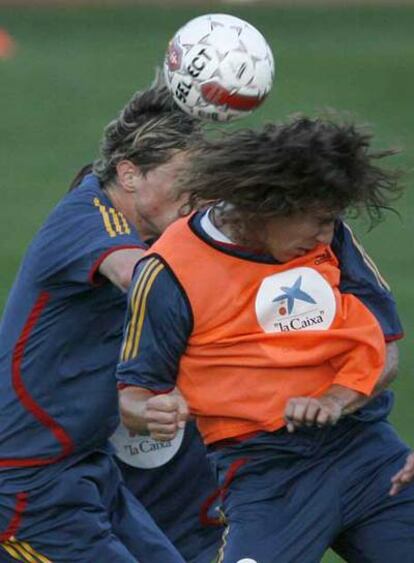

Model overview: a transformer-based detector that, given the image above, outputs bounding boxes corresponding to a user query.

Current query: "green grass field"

[1,4,413,561]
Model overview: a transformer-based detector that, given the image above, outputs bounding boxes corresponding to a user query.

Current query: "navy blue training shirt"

[0,174,143,493]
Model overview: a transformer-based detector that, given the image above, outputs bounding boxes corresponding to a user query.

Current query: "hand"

[390,452,414,496]
[144,393,189,442]
[284,395,343,433]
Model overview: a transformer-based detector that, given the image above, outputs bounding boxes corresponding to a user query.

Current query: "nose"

[316,222,335,245]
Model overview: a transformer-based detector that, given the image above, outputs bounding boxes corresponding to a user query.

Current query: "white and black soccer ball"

[164,13,275,122]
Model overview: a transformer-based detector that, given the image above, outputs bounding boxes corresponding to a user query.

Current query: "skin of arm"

[390,452,414,496]
[119,386,189,441]
[284,341,399,432]
[99,248,145,292]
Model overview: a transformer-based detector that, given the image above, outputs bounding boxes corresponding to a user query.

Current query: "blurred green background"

[0,3,413,561]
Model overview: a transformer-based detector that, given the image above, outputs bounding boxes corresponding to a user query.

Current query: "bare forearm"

[99,249,144,292]
[373,341,399,392]
[321,384,365,417]
[390,452,414,496]
[341,341,399,416]
[284,343,399,431]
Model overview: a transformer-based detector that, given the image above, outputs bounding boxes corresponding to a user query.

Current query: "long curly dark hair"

[179,116,402,239]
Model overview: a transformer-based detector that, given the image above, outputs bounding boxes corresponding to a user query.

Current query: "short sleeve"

[116,255,192,392]
[331,221,403,341]
[29,187,144,289]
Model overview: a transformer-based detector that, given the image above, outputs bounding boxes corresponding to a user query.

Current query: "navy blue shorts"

[0,451,184,562]
[118,422,222,563]
[208,419,414,563]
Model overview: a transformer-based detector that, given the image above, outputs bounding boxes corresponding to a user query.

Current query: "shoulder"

[42,174,139,242]
[56,175,110,217]
[129,255,192,320]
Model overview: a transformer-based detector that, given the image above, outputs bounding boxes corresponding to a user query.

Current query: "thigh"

[0,459,138,562]
[334,425,414,562]
[0,453,182,563]
[333,483,414,562]
[111,479,185,563]
[190,539,222,563]
[220,499,333,563]
[217,456,340,563]
[118,421,222,563]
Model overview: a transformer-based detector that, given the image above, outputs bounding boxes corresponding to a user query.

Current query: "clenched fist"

[144,393,189,441]
[119,386,190,441]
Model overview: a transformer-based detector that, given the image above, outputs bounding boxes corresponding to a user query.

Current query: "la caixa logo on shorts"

[255,267,336,333]
[110,423,184,468]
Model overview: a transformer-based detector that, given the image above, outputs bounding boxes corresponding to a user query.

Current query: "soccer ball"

[164,13,275,122]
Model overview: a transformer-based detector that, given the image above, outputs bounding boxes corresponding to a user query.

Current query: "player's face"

[262,210,337,262]
[133,152,189,239]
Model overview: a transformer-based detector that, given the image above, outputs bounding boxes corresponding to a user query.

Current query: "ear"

[116,160,140,193]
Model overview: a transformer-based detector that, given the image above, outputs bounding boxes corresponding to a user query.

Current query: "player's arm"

[99,248,145,292]
[116,256,192,441]
[390,451,414,496]
[285,221,402,432]
[284,344,398,432]
[341,340,398,414]
[284,385,362,432]
[284,347,396,432]
[331,220,403,343]
[331,221,402,403]
[35,189,146,291]
[119,386,189,441]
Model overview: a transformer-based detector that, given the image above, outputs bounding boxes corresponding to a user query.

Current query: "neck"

[210,206,267,254]
[210,207,236,242]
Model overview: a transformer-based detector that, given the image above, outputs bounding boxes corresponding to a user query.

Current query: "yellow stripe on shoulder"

[118,211,131,234]
[121,258,164,362]
[93,197,116,237]
[343,223,391,291]
[109,208,123,234]
[130,261,165,360]
[121,258,158,361]
[93,198,131,238]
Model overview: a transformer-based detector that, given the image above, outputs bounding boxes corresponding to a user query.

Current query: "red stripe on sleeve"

[385,333,404,343]
[88,245,145,286]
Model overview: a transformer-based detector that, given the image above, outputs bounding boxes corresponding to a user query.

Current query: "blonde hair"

[93,71,202,185]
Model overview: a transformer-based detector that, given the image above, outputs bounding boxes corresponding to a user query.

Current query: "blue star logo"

[272,276,316,314]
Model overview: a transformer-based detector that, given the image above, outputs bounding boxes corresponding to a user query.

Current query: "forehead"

[151,151,188,178]
[263,209,338,235]
[291,208,339,222]
[315,210,338,222]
